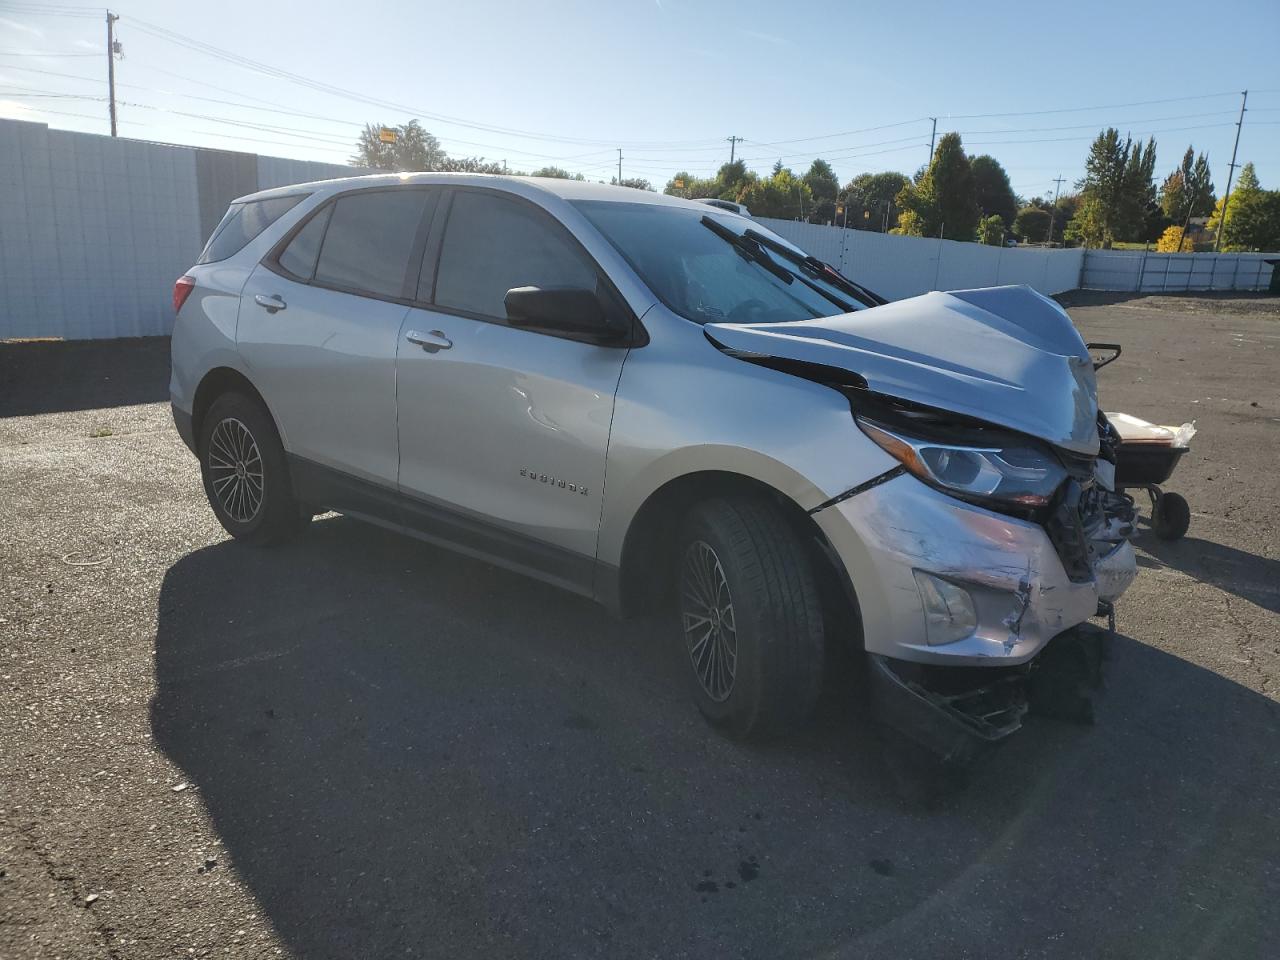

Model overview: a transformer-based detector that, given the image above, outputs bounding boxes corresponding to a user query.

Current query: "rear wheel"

[199,392,308,545]
[677,497,825,738]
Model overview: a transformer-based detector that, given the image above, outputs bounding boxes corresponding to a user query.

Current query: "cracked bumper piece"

[866,654,1027,764]
[813,473,1136,666]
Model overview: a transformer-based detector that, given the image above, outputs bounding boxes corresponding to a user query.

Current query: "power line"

[0,50,99,57]
[124,16,729,150]
[947,90,1246,119]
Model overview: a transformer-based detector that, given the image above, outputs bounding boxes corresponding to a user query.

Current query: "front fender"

[598,308,899,567]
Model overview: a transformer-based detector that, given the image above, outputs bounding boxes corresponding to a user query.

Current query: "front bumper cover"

[813,473,1136,666]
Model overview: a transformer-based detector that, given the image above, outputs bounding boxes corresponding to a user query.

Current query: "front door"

[395,189,631,593]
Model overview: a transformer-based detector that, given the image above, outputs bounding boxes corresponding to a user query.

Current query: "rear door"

[237,187,436,487]
[394,188,631,593]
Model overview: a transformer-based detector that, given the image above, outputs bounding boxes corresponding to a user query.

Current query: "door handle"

[405,329,452,353]
[254,293,287,313]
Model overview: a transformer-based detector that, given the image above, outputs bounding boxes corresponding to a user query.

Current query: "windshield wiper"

[742,228,887,307]
[700,216,796,284]
[700,216,858,315]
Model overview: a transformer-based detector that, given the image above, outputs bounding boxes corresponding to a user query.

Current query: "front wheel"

[677,497,825,738]
[199,392,308,545]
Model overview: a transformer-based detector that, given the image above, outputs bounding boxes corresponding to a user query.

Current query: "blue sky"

[2,0,1278,202]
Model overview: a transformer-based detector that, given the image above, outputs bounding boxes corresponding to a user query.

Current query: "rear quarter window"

[197,194,306,264]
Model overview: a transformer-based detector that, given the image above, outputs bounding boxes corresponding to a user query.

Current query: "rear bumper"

[171,401,196,455]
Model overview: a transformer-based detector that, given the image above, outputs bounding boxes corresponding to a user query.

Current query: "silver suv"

[171,174,1137,752]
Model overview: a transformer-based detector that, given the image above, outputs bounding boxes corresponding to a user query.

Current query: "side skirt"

[288,455,608,603]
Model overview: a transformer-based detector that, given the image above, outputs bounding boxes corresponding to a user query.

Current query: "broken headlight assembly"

[856,417,1067,509]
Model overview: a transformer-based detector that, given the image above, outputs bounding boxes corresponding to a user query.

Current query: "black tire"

[1152,491,1191,541]
[198,392,308,545]
[676,496,825,738]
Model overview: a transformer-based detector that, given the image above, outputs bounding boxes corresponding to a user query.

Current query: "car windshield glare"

[572,200,862,326]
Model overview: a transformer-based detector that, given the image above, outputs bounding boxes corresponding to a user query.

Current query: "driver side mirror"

[504,286,625,340]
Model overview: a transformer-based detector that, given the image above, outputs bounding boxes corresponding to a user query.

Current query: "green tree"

[1013,206,1051,243]
[1118,137,1157,241]
[351,120,447,171]
[1068,128,1157,247]
[977,213,1006,245]
[894,132,979,240]
[664,161,755,201]
[1208,163,1280,251]
[1160,146,1215,232]
[530,166,586,180]
[802,158,840,223]
[840,171,909,231]
[1158,169,1186,220]
[741,166,812,220]
[969,155,1018,227]
[437,156,507,173]
[611,177,654,191]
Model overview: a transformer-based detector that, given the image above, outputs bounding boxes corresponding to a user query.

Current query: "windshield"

[573,200,868,325]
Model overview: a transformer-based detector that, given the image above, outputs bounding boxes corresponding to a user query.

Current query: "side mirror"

[504,286,624,339]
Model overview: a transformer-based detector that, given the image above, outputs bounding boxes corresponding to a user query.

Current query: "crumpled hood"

[705,284,1100,455]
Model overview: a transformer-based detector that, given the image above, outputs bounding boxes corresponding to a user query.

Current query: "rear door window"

[197,194,305,264]
[313,190,433,300]
[433,191,597,320]
[275,204,333,281]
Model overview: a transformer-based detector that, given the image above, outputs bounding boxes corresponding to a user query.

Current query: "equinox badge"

[521,467,588,495]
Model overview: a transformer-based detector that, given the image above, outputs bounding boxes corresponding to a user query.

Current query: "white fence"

[0,118,357,341]
[2,117,1276,342]
[756,218,1085,300]
[1082,249,1275,292]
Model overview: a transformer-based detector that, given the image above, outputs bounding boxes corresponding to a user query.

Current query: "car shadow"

[0,337,170,417]
[150,516,1280,959]
[1135,526,1280,614]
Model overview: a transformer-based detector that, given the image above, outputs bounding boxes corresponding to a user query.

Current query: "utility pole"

[616,148,623,184]
[726,135,744,164]
[1045,175,1065,246]
[106,10,119,137]
[927,118,937,164]
[1214,89,1248,252]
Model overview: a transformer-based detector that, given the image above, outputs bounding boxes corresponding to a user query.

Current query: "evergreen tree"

[893,132,979,240]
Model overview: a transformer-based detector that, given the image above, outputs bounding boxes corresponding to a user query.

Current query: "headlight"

[857,418,1066,507]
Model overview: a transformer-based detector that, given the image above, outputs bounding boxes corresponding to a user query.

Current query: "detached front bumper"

[812,472,1136,667]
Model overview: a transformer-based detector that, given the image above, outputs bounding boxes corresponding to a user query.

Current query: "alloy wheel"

[207,417,264,523]
[680,540,738,702]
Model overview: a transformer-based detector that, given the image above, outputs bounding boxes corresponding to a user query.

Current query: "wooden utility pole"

[106,10,119,137]
[1213,90,1248,252]
[927,118,937,163]
[726,135,744,163]
[1045,176,1065,245]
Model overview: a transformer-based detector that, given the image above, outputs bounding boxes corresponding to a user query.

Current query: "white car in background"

[170,174,1137,758]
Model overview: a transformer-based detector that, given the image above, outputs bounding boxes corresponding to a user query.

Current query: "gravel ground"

[2,293,1278,960]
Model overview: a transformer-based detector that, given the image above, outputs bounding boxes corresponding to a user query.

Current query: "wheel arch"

[611,469,864,651]
[191,367,281,451]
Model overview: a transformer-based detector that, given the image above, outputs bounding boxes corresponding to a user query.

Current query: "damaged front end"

[705,284,1141,757]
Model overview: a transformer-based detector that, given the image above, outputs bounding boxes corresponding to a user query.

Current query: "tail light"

[173,275,196,314]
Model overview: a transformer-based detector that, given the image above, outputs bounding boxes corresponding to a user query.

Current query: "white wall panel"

[758,218,1087,300]
[3,116,1272,341]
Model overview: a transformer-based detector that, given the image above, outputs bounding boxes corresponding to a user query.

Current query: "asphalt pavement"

[2,292,1278,959]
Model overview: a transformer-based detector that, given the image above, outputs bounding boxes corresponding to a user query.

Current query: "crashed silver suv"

[170,174,1138,752]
